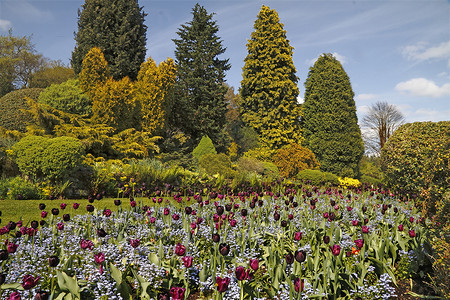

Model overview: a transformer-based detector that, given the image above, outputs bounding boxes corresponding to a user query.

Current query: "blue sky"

[1,0,449,124]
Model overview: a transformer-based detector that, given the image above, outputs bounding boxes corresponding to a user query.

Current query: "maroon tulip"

[398,224,404,231]
[212,233,220,243]
[235,266,248,281]
[60,203,67,210]
[149,217,156,223]
[175,243,186,256]
[51,208,59,216]
[409,230,416,238]
[274,212,280,221]
[354,239,364,249]
[73,203,79,210]
[216,276,230,292]
[130,239,140,248]
[63,214,70,222]
[182,256,193,268]
[80,239,94,250]
[330,244,341,256]
[169,287,185,300]
[285,253,294,264]
[7,242,18,254]
[8,291,21,300]
[323,235,330,244]
[94,252,105,264]
[86,205,94,212]
[164,208,170,215]
[48,255,60,267]
[294,277,304,293]
[229,219,237,227]
[103,209,112,217]
[323,212,329,219]
[22,274,40,290]
[361,226,369,234]
[216,206,224,215]
[409,217,414,223]
[185,206,192,215]
[130,200,136,207]
[294,232,302,241]
[347,206,353,212]
[294,250,307,263]
[34,290,49,300]
[40,211,48,218]
[351,220,359,226]
[249,259,259,271]
[57,223,64,231]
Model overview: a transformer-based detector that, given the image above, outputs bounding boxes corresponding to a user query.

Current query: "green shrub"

[360,175,382,186]
[0,88,43,132]
[38,79,91,115]
[0,176,41,200]
[297,169,339,186]
[236,157,279,178]
[12,135,84,182]
[381,121,449,214]
[198,153,236,178]
[192,135,217,161]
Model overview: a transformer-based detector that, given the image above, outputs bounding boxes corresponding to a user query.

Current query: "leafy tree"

[240,5,302,151]
[381,121,449,214]
[38,79,91,115]
[361,101,404,155]
[78,47,110,98]
[29,60,75,88]
[71,0,147,80]
[172,3,230,150]
[273,143,319,178]
[134,57,177,134]
[302,53,364,178]
[0,30,45,96]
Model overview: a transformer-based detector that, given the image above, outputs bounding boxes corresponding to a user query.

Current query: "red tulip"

[216,276,230,292]
[175,243,186,256]
[182,256,193,268]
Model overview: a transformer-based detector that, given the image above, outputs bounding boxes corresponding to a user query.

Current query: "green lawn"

[0,197,157,226]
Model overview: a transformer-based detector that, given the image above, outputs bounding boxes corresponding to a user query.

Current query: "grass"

[0,197,165,226]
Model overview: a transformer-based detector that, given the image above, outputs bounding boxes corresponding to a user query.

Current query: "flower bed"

[0,184,431,299]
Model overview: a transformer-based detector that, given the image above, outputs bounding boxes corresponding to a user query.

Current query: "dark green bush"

[381,121,449,214]
[236,157,279,178]
[38,79,91,115]
[0,176,42,200]
[12,135,84,182]
[198,153,236,178]
[297,169,339,186]
[192,135,216,161]
[360,175,382,186]
[0,88,43,132]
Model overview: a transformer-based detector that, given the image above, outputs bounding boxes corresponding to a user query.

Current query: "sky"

[1,0,449,124]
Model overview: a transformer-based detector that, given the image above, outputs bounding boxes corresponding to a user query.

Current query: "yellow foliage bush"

[273,143,319,178]
[338,177,362,188]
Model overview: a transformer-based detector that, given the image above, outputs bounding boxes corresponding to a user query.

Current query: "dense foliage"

[38,79,91,115]
[302,53,364,178]
[297,169,339,186]
[172,4,230,150]
[29,61,75,89]
[78,47,110,98]
[11,135,85,182]
[381,121,450,214]
[192,135,217,162]
[198,153,236,178]
[71,0,147,81]
[240,5,302,151]
[273,143,320,178]
[0,88,43,132]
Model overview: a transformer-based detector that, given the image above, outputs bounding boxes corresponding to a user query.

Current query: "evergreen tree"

[302,53,364,177]
[78,47,110,98]
[172,3,230,150]
[71,0,147,81]
[240,5,302,151]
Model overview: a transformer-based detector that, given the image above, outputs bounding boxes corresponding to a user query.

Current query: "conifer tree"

[71,0,147,81]
[78,47,110,98]
[240,5,302,151]
[172,3,230,150]
[302,53,364,177]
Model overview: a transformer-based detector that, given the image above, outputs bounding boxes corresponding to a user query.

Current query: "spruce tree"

[302,53,364,177]
[172,3,230,150]
[71,0,147,81]
[240,5,302,151]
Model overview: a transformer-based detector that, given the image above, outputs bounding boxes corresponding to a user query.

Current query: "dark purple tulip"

[97,228,107,237]
[39,203,46,210]
[130,239,140,248]
[235,266,248,281]
[48,256,60,267]
[285,253,295,264]
[30,221,39,229]
[250,201,255,209]
[63,214,70,222]
[175,243,186,256]
[7,242,18,253]
[185,206,192,215]
[22,274,40,290]
[114,199,121,206]
[40,220,46,226]
[15,231,22,238]
[8,291,21,300]
[169,287,185,300]
[281,220,288,227]
[294,250,306,263]
[219,243,230,256]
[51,208,59,216]
[241,209,248,217]
[6,221,16,231]
[57,222,64,231]
[34,290,50,300]
[274,212,280,221]
[212,233,220,243]
[157,292,170,300]
[330,244,341,256]
[216,276,230,292]
[323,235,330,244]
[328,212,335,221]
[225,204,232,211]
[394,207,398,213]
[294,277,304,293]
[364,218,369,224]
[73,203,79,210]
[216,206,224,215]
[249,259,259,271]
[182,256,193,268]
[86,205,94,212]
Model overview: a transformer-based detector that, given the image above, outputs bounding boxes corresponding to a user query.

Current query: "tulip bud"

[294,250,306,263]
[219,243,230,256]
[48,255,60,267]
[285,253,294,264]
[212,233,220,243]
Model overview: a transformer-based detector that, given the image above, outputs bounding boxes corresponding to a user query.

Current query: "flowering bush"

[338,177,362,189]
[0,183,433,299]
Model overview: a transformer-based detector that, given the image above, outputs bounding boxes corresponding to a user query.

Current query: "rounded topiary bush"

[297,169,339,186]
[192,135,217,161]
[0,88,43,132]
[381,121,449,214]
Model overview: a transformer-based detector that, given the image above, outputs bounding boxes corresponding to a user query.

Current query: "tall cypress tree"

[71,0,147,81]
[240,5,302,151]
[172,3,230,150]
[302,53,364,177]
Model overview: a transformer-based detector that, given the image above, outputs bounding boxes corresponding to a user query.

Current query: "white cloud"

[297,95,304,104]
[355,94,377,102]
[402,41,450,62]
[0,19,12,31]
[395,78,450,98]
[409,108,450,122]
[307,52,346,66]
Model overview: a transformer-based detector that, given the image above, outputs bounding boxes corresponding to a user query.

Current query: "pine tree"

[71,0,147,81]
[240,5,302,151]
[172,3,230,150]
[302,53,364,177]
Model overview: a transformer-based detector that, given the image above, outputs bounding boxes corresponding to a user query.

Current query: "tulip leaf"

[148,253,160,266]
[1,283,22,290]
[56,270,80,298]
